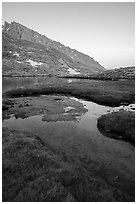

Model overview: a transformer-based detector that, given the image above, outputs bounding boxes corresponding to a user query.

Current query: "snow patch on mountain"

[26,59,43,67]
[68,67,80,75]
[13,52,20,57]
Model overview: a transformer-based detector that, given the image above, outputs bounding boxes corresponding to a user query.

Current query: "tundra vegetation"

[2,21,135,202]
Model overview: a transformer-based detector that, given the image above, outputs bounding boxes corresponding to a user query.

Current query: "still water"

[2,76,82,93]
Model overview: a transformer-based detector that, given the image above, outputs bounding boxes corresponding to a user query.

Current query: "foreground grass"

[2,127,133,202]
[6,79,135,107]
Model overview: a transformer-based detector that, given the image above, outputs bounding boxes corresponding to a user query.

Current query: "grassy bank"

[2,95,87,121]
[97,110,135,143]
[6,80,135,107]
[3,127,134,202]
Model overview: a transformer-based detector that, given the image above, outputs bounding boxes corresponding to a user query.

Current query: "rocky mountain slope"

[2,21,105,76]
[62,66,135,80]
[89,66,135,80]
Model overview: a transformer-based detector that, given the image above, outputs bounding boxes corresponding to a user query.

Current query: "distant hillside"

[2,21,105,76]
[60,66,135,80]
[91,66,135,80]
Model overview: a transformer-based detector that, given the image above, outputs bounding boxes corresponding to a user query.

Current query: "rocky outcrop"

[91,67,135,80]
[2,21,105,74]
[60,66,135,81]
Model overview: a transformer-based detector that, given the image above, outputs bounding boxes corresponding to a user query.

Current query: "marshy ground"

[5,78,135,107]
[3,95,87,122]
[2,77,135,202]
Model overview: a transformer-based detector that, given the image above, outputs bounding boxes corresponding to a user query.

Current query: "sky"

[2,2,135,69]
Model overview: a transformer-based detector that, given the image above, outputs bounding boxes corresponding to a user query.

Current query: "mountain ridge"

[2,21,105,75]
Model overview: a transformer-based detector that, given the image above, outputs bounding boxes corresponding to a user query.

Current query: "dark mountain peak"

[3,21,51,46]
[2,21,105,73]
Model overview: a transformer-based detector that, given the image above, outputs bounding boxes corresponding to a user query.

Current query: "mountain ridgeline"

[2,21,105,76]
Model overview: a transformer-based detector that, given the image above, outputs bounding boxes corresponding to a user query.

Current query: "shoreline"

[5,80,135,107]
[2,74,135,81]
